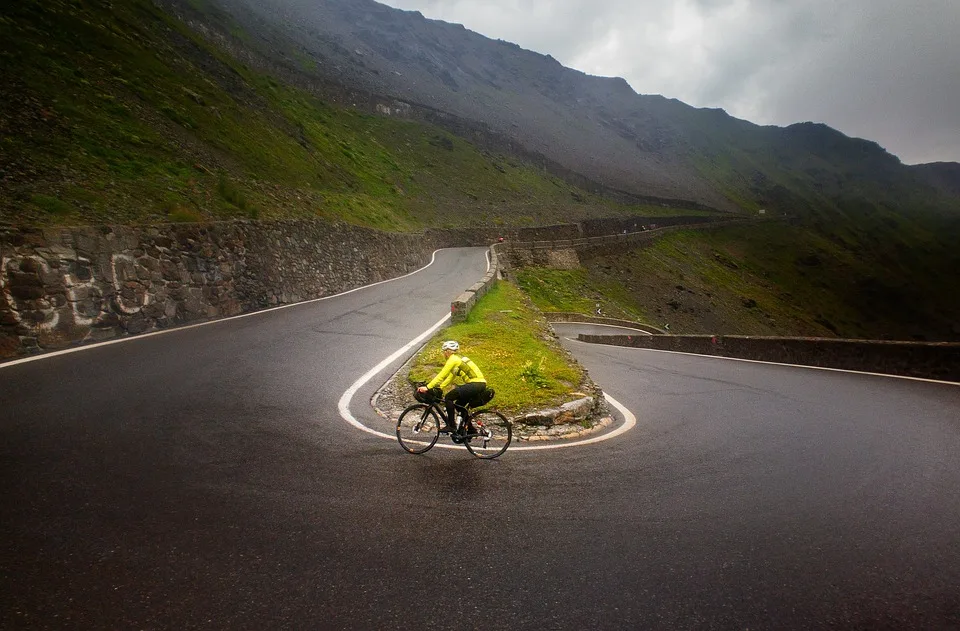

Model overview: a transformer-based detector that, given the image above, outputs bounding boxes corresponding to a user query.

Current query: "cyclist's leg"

[442,387,460,430]
[449,383,485,429]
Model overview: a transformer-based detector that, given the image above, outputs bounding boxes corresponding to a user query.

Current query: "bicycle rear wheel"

[396,404,441,454]
[464,410,512,459]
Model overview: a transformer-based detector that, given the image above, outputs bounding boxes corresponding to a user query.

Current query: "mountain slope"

[1,0,710,227]
[182,0,959,221]
[911,162,960,198]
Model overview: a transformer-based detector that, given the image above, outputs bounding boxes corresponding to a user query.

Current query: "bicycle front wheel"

[464,410,512,459]
[396,404,441,454]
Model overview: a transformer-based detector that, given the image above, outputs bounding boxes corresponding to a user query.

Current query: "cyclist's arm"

[426,355,459,390]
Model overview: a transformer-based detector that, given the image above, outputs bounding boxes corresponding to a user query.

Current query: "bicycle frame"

[397,387,511,458]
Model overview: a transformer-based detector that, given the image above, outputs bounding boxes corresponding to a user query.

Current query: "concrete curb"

[544,312,666,334]
[451,243,502,323]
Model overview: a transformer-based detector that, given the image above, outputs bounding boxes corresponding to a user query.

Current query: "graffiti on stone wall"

[1,256,61,331]
[1,251,154,344]
[0,218,439,359]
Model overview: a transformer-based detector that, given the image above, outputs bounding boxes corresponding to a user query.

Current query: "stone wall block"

[139,256,161,272]
[124,313,149,335]
[75,294,103,319]
[92,312,120,328]
[48,293,68,309]
[141,299,165,320]
[64,260,93,285]
[183,288,204,315]
[9,269,44,287]
[11,284,45,300]
[159,259,180,281]
[117,229,140,251]
[74,232,97,257]
[135,264,154,281]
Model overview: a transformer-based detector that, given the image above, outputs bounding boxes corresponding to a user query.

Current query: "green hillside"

[0,0,705,229]
[518,221,960,341]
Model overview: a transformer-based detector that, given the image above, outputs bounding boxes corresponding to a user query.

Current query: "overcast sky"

[378,0,960,165]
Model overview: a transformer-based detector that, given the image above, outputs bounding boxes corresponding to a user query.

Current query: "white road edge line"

[1,249,446,369]
[338,258,640,449]
[570,340,959,387]
[337,313,452,440]
[338,332,638,449]
[510,392,636,451]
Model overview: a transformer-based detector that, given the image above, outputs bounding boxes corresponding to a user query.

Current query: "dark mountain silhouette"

[162,0,959,218]
[911,162,960,198]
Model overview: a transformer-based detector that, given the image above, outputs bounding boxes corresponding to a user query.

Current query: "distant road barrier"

[578,333,960,383]
[544,312,666,335]
[501,218,753,253]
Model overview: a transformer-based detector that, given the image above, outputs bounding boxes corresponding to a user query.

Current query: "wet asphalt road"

[2,247,959,630]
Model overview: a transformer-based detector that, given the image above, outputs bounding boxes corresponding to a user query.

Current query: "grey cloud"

[379,0,960,163]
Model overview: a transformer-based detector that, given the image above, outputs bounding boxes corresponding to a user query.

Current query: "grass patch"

[407,281,585,415]
[167,206,204,223]
[30,194,73,217]
[515,267,650,322]
[514,220,960,341]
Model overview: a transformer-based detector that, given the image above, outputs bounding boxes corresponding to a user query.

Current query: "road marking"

[338,327,638,448]
[1,249,446,369]
[570,340,960,387]
[339,346,638,451]
[337,313,452,441]
[337,247,641,450]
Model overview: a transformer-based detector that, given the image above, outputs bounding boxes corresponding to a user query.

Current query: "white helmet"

[441,340,460,352]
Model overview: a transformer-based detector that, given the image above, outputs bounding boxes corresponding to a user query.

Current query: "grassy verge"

[407,281,586,415]
[514,221,960,341]
[515,267,651,323]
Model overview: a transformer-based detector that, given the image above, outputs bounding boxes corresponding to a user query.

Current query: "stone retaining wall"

[0,219,443,360]
[578,215,726,237]
[578,334,960,382]
[0,215,744,361]
[500,218,751,270]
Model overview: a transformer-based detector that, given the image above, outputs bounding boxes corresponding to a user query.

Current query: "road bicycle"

[396,384,512,459]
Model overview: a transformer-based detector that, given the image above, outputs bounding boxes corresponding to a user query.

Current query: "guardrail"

[500,218,756,254]
[543,312,667,334]
[504,232,655,251]
[577,333,960,383]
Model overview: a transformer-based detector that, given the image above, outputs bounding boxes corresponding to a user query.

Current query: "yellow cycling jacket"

[427,353,487,389]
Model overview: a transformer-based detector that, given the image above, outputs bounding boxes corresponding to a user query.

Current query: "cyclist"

[417,340,487,433]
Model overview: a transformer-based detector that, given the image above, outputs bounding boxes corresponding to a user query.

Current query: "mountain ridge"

[174,0,957,219]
